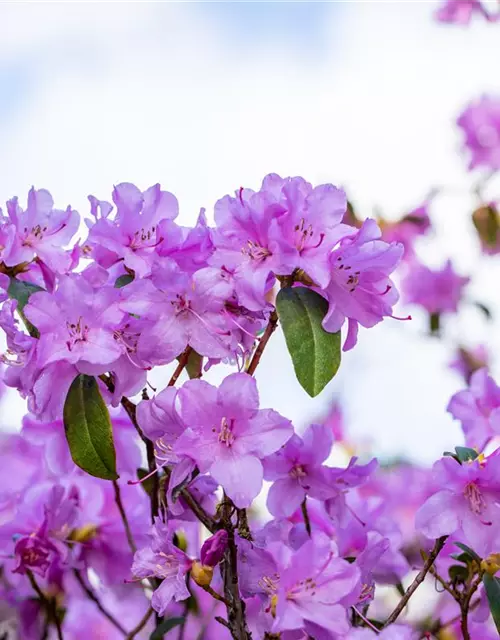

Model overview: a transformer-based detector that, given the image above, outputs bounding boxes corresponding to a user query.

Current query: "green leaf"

[455,542,481,563]
[8,278,44,337]
[276,287,341,397]
[183,350,203,379]
[137,468,155,496]
[395,581,405,597]
[448,564,469,582]
[455,446,479,463]
[63,375,118,480]
[483,573,500,633]
[115,274,134,288]
[150,617,185,639]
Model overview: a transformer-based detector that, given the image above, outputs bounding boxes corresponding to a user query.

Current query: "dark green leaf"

[448,564,468,582]
[137,468,155,496]
[455,446,479,463]
[8,278,44,337]
[150,617,185,639]
[183,350,203,379]
[450,552,470,564]
[63,375,118,480]
[455,542,481,563]
[395,582,405,597]
[115,274,134,288]
[276,287,341,397]
[483,574,500,633]
[429,312,440,335]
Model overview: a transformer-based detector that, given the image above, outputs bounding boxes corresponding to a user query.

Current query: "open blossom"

[450,344,489,384]
[447,368,500,449]
[322,219,404,351]
[263,423,336,518]
[379,196,433,260]
[211,174,349,311]
[131,519,192,615]
[1,188,79,274]
[402,259,469,315]
[175,373,293,507]
[415,449,500,555]
[457,95,500,171]
[86,182,179,277]
[436,0,498,24]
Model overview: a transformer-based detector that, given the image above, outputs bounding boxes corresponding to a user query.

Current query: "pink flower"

[175,373,293,507]
[415,449,500,555]
[436,0,498,25]
[457,95,500,171]
[402,259,469,315]
[447,368,500,450]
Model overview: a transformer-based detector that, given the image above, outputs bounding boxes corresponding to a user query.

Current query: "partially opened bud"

[481,553,500,576]
[200,530,228,567]
[472,204,500,254]
[191,561,214,587]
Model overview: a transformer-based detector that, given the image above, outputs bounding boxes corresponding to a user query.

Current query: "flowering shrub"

[1,4,500,640]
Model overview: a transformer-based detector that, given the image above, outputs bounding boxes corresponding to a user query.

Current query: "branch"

[382,536,447,628]
[126,607,154,640]
[301,498,312,537]
[73,569,127,636]
[245,310,278,376]
[27,570,63,640]
[179,486,217,533]
[112,480,137,555]
[460,573,483,640]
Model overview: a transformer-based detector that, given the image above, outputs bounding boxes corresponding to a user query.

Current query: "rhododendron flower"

[263,423,336,518]
[457,95,500,171]
[322,219,404,351]
[435,0,496,25]
[450,344,489,384]
[402,259,469,315]
[380,197,433,260]
[201,530,228,567]
[1,188,79,274]
[447,368,500,449]
[415,449,500,554]
[131,519,192,615]
[86,182,178,277]
[175,373,293,507]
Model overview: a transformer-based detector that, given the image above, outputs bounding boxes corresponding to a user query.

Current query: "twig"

[26,570,63,640]
[73,569,127,636]
[428,564,456,597]
[202,584,230,606]
[301,498,312,537]
[352,606,380,634]
[126,606,154,640]
[236,508,253,541]
[112,480,137,554]
[460,574,482,640]
[382,536,447,628]
[169,348,191,387]
[215,616,231,630]
[179,486,217,533]
[245,310,278,376]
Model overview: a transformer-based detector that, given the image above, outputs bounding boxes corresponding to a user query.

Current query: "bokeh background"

[2,0,500,463]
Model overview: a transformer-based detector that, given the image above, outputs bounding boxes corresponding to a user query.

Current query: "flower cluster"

[0,168,499,639]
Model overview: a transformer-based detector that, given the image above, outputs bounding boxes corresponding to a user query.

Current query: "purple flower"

[447,368,500,450]
[263,423,336,518]
[271,536,360,638]
[120,261,234,366]
[449,344,489,384]
[436,0,497,25]
[175,373,293,507]
[322,219,404,351]
[131,519,192,615]
[24,275,125,369]
[402,259,469,315]
[457,96,500,171]
[380,196,433,260]
[201,530,228,567]
[2,188,79,273]
[86,182,178,277]
[415,449,500,555]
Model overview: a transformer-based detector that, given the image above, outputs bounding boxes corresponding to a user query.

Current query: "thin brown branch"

[73,569,127,636]
[169,347,191,386]
[179,487,217,533]
[301,498,312,537]
[245,310,278,376]
[460,573,483,640]
[112,480,137,555]
[126,606,154,640]
[27,570,63,640]
[202,584,230,606]
[382,536,447,628]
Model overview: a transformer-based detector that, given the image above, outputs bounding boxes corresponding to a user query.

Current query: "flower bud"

[191,561,214,587]
[69,524,98,543]
[200,530,228,567]
[481,553,500,576]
